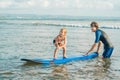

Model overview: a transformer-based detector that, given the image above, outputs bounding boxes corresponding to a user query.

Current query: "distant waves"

[0,21,120,29]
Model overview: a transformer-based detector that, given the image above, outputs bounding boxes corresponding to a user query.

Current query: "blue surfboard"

[21,52,98,64]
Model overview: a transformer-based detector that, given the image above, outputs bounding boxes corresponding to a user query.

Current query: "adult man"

[86,22,114,58]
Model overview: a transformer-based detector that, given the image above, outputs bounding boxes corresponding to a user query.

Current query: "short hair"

[90,22,99,29]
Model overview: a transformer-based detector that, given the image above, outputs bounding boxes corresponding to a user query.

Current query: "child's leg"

[53,47,59,59]
[63,47,67,58]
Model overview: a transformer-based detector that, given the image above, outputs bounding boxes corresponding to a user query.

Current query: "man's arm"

[97,41,102,53]
[86,43,98,55]
[85,30,101,55]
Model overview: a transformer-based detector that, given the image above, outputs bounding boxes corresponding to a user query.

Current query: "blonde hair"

[60,28,67,36]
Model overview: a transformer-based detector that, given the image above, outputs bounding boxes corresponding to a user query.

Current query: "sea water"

[0,15,120,80]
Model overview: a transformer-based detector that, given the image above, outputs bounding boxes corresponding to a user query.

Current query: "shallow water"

[0,20,120,80]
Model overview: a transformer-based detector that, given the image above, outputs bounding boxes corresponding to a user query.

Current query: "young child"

[53,28,67,59]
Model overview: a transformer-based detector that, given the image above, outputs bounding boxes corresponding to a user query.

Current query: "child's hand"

[59,44,66,48]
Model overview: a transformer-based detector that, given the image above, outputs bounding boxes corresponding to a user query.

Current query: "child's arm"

[54,36,59,46]
[60,36,67,47]
[64,36,67,46]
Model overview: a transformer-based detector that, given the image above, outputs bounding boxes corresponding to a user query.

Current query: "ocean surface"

[0,15,120,80]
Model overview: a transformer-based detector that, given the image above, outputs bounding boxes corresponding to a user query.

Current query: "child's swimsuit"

[53,40,61,45]
[53,40,56,44]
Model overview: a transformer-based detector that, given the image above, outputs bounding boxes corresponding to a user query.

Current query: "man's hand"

[84,53,88,55]
[85,43,98,55]
[85,51,89,55]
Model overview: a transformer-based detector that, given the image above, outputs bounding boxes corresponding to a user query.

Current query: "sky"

[0,0,120,17]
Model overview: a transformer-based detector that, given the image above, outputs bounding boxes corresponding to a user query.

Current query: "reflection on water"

[43,65,69,80]
[102,58,111,71]
[0,57,120,80]
[92,58,112,80]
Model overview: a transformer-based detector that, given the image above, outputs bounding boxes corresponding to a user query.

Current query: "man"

[86,22,114,58]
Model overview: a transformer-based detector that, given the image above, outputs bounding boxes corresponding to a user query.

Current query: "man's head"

[90,22,99,32]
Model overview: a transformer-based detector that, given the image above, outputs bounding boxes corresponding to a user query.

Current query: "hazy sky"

[0,0,120,16]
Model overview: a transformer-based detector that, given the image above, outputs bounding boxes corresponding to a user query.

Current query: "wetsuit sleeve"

[95,30,101,43]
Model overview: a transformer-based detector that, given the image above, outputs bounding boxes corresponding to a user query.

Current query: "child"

[53,28,67,59]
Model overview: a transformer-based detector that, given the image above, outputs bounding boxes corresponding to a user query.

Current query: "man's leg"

[102,48,114,58]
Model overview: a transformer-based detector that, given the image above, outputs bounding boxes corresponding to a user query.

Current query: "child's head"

[90,22,99,32]
[59,28,67,36]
